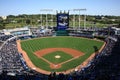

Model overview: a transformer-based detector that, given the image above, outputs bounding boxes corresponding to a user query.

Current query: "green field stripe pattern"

[21,36,104,72]
[42,51,73,64]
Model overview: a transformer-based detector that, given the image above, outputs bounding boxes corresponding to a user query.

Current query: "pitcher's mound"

[55,55,61,59]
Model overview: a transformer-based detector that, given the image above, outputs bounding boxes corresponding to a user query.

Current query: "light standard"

[50,10,54,27]
[51,12,53,27]
[73,11,76,28]
[40,11,42,27]
[73,9,87,29]
[84,14,86,29]
[40,9,53,29]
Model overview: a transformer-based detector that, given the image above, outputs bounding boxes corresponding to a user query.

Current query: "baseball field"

[20,36,104,73]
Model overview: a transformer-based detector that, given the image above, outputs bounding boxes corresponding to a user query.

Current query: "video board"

[57,13,69,30]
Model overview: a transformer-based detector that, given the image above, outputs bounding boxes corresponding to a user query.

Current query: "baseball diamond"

[17,36,105,74]
[35,48,84,69]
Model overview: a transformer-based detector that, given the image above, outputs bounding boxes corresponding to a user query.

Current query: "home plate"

[50,64,61,69]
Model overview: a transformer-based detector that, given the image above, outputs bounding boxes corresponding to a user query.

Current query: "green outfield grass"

[21,36,104,72]
[43,51,73,64]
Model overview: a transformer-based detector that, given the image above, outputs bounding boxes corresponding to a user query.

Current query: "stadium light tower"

[73,10,76,28]
[84,12,87,29]
[51,12,53,27]
[40,9,53,28]
[68,9,76,28]
[73,9,87,29]
[50,10,55,27]
[40,10,43,27]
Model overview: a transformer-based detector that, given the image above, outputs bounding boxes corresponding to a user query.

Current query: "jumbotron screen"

[57,14,69,30]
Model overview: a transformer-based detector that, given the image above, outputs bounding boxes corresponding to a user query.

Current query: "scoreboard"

[57,13,69,30]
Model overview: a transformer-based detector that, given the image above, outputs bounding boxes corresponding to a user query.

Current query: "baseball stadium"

[0,1,120,79]
[15,11,106,74]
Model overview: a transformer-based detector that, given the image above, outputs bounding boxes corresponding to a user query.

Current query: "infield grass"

[43,51,73,64]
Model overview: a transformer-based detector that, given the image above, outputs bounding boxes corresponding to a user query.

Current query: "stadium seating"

[0,29,120,80]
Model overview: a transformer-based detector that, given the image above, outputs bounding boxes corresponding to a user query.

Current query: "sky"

[0,0,120,16]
